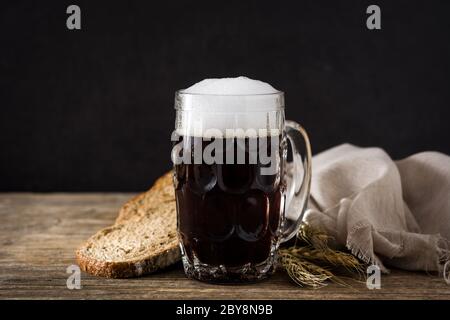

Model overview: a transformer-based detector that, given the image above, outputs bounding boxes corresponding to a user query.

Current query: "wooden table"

[1,193,449,300]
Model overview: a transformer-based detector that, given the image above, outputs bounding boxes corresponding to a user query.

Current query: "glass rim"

[176,90,284,97]
[174,90,285,111]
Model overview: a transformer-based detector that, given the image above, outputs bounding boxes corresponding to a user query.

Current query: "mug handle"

[281,120,312,243]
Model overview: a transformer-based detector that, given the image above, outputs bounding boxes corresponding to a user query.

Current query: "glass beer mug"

[171,85,311,283]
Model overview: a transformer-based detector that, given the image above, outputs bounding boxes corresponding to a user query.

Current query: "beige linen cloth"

[303,144,450,274]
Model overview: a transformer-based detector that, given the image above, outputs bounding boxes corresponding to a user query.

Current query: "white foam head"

[176,77,284,137]
[182,76,279,95]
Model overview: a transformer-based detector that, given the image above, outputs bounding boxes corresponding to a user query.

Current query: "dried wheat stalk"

[280,224,367,288]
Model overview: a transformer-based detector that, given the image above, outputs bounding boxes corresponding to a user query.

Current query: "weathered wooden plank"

[0,193,449,300]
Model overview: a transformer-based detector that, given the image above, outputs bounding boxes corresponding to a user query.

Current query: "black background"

[1,0,449,191]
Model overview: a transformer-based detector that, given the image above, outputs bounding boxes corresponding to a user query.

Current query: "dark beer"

[173,135,285,269]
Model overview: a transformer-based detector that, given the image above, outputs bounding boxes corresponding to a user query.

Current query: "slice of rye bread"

[76,171,180,278]
[115,171,175,224]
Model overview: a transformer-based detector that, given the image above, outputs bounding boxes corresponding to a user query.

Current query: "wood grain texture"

[0,193,449,300]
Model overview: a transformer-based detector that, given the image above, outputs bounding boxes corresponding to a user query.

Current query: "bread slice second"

[76,172,180,278]
[115,171,175,224]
